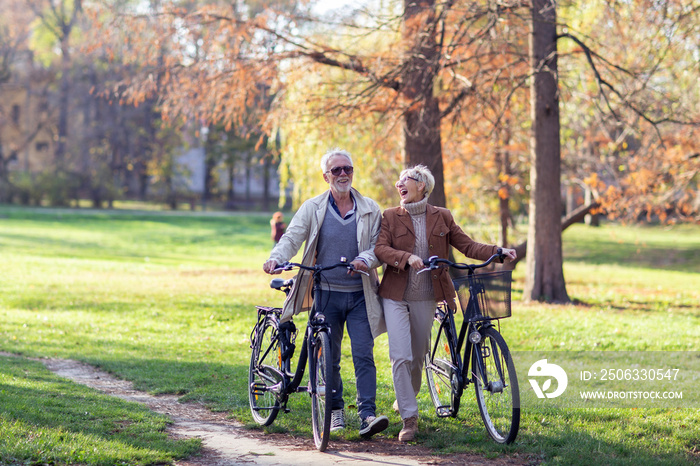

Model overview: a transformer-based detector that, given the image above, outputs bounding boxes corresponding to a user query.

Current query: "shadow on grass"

[4,351,696,466]
[511,409,698,466]
[0,356,199,464]
[563,238,700,273]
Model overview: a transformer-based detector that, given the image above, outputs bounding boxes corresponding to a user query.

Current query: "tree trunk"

[262,152,271,211]
[524,0,569,303]
[203,134,217,209]
[402,0,446,208]
[497,125,513,247]
[55,36,71,175]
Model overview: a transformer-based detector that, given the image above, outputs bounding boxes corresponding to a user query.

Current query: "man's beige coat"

[268,188,386,338]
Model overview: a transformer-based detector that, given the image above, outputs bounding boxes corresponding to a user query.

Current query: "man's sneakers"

[331,409,345,432]
[359,414,389,438]
[330,409,345,432]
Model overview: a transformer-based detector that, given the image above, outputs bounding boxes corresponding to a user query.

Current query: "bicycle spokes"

[310,332,333,451]
[425,313,462,418]
[473,328,520,444]
[248,316,283,426]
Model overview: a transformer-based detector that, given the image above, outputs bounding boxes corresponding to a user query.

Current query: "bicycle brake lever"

[418,255,439,274]
[272,262,292,273]
[347,265,370,276]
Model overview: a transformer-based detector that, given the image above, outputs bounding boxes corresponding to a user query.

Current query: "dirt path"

[31,357,526,466]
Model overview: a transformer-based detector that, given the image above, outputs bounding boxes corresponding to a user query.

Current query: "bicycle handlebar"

[419,251,506,274]
[273,258,370,276]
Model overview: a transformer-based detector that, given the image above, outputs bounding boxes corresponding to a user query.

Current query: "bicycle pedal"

[436,406,454,418]
[250,383,268,396]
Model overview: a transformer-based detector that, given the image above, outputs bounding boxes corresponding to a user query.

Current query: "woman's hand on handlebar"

[408,254,424,271]
[499,248,517,262]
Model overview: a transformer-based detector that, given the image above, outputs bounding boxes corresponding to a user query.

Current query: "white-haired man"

[263,148,388,438]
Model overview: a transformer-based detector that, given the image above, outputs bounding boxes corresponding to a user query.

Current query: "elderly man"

[263,148,388,438]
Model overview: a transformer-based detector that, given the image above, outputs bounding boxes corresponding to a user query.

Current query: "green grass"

[0,205,698,465]
[0,355,200,465]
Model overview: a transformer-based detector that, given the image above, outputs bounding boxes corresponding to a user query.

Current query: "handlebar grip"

[496,248,506,263]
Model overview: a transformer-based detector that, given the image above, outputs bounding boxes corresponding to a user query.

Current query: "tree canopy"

[2,0,698,301]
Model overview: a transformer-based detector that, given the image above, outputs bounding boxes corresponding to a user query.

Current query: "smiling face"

[323,153,354,197]
[395,175,425,204]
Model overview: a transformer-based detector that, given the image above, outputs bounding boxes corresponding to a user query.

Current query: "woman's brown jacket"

[375,204,498,303]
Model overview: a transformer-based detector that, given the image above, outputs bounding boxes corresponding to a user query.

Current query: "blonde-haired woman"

[375,165,516,441]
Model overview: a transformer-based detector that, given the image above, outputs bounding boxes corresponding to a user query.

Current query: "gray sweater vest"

[316,206,362,292]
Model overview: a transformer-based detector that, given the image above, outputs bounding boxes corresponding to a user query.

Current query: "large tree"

[526,0,569,302]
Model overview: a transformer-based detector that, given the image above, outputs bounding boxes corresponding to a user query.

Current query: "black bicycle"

[248,258,365,452]
[422,253,520,444]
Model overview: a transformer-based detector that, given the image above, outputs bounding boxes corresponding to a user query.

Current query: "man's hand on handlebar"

[263,259,282,275]
[348,259,369,276]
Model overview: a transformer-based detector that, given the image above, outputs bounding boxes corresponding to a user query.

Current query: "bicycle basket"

[453,270,512,321]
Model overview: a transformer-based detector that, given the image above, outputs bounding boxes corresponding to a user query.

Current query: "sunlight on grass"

[0,206,698,465]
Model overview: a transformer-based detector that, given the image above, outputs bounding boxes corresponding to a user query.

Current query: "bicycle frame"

[250,259,360,451]
[423,253,519,443]
[424,253,505,413]
[251,266,334,407]
[250,258,361,412]
[456,293,498,391]
[428,302,496,400]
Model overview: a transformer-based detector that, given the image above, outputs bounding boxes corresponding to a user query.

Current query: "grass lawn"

[0,204,698,465]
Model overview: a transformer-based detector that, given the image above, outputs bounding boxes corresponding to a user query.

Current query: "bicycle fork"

[306,324,331,397]
[430,311,464,417]
[469,324,506,394]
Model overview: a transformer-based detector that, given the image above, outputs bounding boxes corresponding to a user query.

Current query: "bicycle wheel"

[309,330,333,452]
[248,314,282,426]
[424,307,462,417]
[472,326,520,444]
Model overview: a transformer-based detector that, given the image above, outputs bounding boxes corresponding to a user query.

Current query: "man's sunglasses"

[328,166,354,176]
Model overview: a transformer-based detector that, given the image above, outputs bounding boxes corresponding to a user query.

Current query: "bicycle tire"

[248,314,282,426]
[309,330,333,452]
[424,307,462,418]
[472,326,520,444]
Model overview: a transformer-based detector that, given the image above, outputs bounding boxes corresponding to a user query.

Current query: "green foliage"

[278,22,404,210]
[0,207,698,465]
[27,0,87,67]
[6,172,42,205]
[5,169,83,207]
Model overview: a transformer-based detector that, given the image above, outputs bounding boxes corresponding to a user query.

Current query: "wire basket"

[453,270,512,321]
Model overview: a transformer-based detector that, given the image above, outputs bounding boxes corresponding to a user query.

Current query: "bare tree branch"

[557,33,700,132]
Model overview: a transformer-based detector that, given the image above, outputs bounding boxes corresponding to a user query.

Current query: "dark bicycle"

[422,253,520,444]
[248,258,366,452]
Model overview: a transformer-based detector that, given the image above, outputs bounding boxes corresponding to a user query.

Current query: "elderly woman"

[374,165,516,442]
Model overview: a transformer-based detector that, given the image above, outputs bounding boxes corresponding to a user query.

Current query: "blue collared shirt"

[329,192,356,219]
